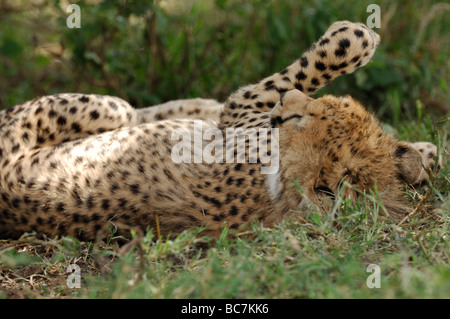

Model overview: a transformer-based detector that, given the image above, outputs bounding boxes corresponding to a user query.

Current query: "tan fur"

[0,21,440,241]
[136,98,223,124]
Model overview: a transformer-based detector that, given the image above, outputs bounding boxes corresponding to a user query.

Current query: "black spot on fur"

[354,29,364,37]
[108,101,118,110]
[296,71,307,80]
[330,62,348,70]
[300,56,308,67]
[351,55,360,63]
[213,213,225,222]
[72,213,80,222]
[48,109,57,118]
[315,61,326,71]
[90,110,100,120]
[35,106,43,115]
[56,202,65,212]
[11,198,21,209]
[335,48,347,57]
[319,38,329,46]
[86,195,95,209]
[229,205,239,216]
[264,80,274,87]
[79,96,89,103]
[339,39,351,49]
[11,144,20,153]
[204,195,222,209]
[101,199,110,210]
[317,50,327,58]
[31,157,39,166]
[57,116,67,126]
[163,169,174,181]
[129,184,140,194]
[118,198,128,208]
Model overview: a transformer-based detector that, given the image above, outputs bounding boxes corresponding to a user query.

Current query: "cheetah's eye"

[314,186,335,200]
[270,114,303,127]
[282,114,304,124]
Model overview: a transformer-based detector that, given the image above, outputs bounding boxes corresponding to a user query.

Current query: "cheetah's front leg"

[222,21,380,127]
[136,98,223,124]
[410,142,443,185]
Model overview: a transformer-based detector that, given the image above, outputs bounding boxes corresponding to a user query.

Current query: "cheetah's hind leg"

[0,93,137,155]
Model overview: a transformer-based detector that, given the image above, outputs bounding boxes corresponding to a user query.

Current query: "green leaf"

[0,36,23,58]
[0,249,41,268]
[355,70,369,88]
[84,51,101,64]
[35,55,51,67]
[416,99,423,121]
[216,0,228,10]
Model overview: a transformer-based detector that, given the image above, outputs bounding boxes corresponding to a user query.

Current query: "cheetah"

[0,21,441,241]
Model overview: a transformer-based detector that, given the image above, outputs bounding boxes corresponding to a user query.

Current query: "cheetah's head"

[269,89,422,219]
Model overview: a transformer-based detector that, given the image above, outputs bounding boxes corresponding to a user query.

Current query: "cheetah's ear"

[270,89,312,127]
[391,142,423,185]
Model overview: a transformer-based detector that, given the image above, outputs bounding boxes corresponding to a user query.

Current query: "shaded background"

[0,0,448,124]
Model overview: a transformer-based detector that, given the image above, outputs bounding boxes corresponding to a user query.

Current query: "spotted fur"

[0,21,441,241]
